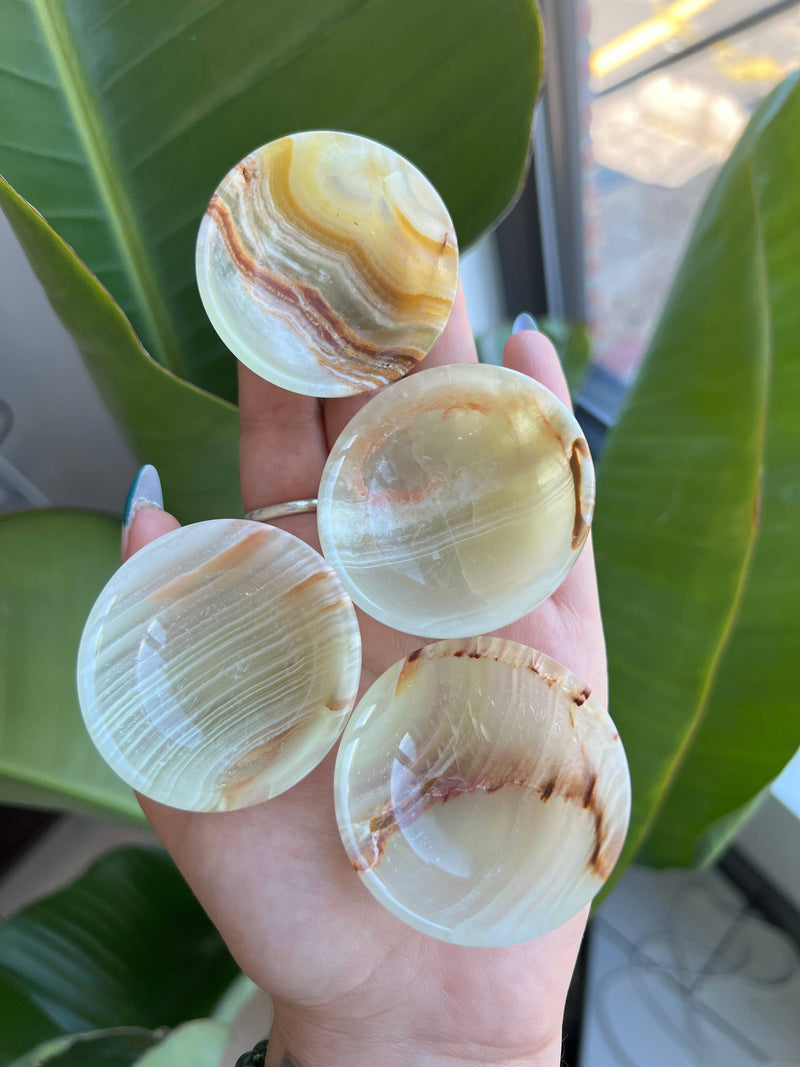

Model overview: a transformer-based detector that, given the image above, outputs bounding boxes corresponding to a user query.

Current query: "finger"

[118,480,222,888]
[121,465,181,561]
[124,506,181,560]
[322,282,477,449]
[503,330,603,634]
[419,282,479,369]
[238,363,328,515]
[503,328,573,412]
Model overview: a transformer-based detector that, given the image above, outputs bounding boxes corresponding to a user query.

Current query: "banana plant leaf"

[10,1021,231,1067]
[9,1029,160,1067]
[595,73,800,872]
[0,0,543,402]
[132,1021,231,1067]
[0,847,239,1061]
[0,508,144,820]
[0,177,241,525]
[0,975,62,1063]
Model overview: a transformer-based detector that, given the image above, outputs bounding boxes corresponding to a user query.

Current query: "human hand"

[128,287,607,1067]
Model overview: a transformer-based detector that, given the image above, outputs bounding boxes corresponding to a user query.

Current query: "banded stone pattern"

[334,638,630,947]
[318,363,595,638]
[77,520,361,812]
[196,131,459,397]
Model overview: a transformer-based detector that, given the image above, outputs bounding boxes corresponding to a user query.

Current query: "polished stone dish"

[196,130,458,397]
[77,520,361,811]
[335,638,630,947]
[318,363,595,637]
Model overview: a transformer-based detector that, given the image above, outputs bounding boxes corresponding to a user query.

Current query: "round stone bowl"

[334,638,630,947]
[196,130,458,397]
[318,362,595,638]
[77,519,361,812]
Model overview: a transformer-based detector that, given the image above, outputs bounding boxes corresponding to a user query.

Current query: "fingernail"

[512,312,539,334]
[122,464,163,555]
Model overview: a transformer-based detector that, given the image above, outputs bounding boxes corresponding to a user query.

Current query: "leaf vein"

[0,65,57,89]
[98,0,231,92]
[31,0,188,378]
[127,0,379,172]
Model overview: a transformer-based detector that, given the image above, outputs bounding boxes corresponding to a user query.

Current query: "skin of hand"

[128,287,607,1067]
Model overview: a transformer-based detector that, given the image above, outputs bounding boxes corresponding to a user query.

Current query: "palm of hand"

[132,293,606,1063]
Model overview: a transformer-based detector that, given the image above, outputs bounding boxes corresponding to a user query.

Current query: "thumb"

[121,464,181,561]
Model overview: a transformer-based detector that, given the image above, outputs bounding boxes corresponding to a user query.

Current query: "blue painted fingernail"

[512,312,539,334]
[122,465,163,554]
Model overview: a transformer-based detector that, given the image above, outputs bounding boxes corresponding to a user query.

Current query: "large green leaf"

[10,1022,231,1067]
[595,73,800,872]
[0,848,239,1056]
[0,972,62,1063]
[0,177,241,525]
[0,508,142,819]
[0,0,542,401]
[209,974,260,1026]
[133,1021,230,1067]
[9,1028,160,1067]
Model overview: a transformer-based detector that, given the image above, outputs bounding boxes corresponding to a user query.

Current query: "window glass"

[585,0,800,379]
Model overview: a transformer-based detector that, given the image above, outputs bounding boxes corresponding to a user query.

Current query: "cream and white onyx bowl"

[318,363,595,638]
[335,638,631,947]
[196,131,459,397]
[77,520,361,812]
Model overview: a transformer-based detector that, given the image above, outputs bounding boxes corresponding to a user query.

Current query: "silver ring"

[245,498,318,522]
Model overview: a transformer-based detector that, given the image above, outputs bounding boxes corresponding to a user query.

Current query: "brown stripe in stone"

[237,156,257,189]
[281,569,350,616]
[353,756,622,885]
[207,196,423,390]
[149,529,266,603]
[219,712,310,808]
[388,641,594,713]
[395,647,426,696]
[367,477,443,509]
[390,193,457,261]
[269,137,457,319]
[569,438,592,549]
[281,570,329,600]
[540,777,557,802]
[343,390,530,507]
[325,694,354,712]
[319,596,350,613]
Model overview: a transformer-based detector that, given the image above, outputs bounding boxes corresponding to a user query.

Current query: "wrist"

[265,1011,562,1067]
